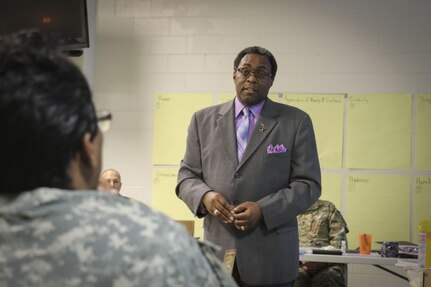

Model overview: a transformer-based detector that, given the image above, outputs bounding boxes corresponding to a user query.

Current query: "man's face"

[233,53,274,107]
[101,170,122,194]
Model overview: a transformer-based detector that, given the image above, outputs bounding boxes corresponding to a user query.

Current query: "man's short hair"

[233,46,278,80]
[0,30,98,197]
[101,169,122,182]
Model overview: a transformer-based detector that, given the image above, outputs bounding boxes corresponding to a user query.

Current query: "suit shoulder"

[270,101,310,121]
[194,101,232,118]
[274,101,307,114]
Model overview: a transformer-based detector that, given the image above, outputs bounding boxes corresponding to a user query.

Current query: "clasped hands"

[202,191,262,232]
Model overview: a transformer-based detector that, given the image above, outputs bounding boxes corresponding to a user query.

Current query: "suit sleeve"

[176,113,213,217]
[258,113,322,230]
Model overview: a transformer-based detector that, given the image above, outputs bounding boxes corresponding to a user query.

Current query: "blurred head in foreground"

[0,29,102,197]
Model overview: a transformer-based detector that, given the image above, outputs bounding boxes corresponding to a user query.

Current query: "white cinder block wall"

[87,1,431,286]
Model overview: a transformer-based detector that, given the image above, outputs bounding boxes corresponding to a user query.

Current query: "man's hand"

[232,202,262,231]
[202,191,235,223]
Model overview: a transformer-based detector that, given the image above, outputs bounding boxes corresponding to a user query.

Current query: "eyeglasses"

[97,110,112,133]
[236,68,272,81]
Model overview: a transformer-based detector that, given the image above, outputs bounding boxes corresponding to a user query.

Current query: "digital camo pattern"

[0,188,237,287]
[295,200,349,287]
[297,200,348,249]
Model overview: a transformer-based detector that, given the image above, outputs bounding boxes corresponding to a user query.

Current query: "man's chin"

[239,93,265,106]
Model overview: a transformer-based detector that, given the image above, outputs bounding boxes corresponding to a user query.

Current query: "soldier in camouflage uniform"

[294,200,349,287]
[0,30,237,287]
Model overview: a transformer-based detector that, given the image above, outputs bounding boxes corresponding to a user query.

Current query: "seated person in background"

[294,199,349,287]
[99,168,122,195]
[0,30,237,287]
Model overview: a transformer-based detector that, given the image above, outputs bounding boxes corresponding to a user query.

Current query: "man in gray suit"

[176,46,321,286]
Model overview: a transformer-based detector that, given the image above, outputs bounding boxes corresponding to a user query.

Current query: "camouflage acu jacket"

[0,188,237,287]
[297,199,349,249]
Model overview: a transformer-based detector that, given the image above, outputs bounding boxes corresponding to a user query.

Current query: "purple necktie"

[236,107,250,161]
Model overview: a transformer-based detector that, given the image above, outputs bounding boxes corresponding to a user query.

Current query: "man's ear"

[68,132,101,190]
[80,132,98,168]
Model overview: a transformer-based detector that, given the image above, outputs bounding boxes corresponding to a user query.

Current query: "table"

[299,252,417,282]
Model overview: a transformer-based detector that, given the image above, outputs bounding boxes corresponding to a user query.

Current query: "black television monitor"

[0,0,89,50]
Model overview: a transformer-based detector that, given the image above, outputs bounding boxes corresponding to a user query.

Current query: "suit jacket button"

[234,172,240,178]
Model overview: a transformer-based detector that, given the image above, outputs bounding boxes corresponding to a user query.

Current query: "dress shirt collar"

[234,97,265,119]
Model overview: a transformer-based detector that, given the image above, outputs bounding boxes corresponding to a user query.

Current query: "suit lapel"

[237,99,279,170]
[216,101,239,166]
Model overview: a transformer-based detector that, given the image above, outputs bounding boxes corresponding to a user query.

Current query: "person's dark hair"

[0,30,98,197]
[233,46,278,80]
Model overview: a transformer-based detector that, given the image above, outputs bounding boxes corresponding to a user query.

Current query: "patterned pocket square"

[267,144,287,154]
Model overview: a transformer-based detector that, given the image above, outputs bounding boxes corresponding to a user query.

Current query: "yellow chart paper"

[345,174,410,250]
[270,93,344,169]
[153,93,213,165]
[151,168,204,238]
[414,176,431,243]
[320,173,342,209]
[415,95,431,170]
[346,94,411,170]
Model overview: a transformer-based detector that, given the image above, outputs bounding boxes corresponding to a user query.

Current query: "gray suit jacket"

[176,98,321,285]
